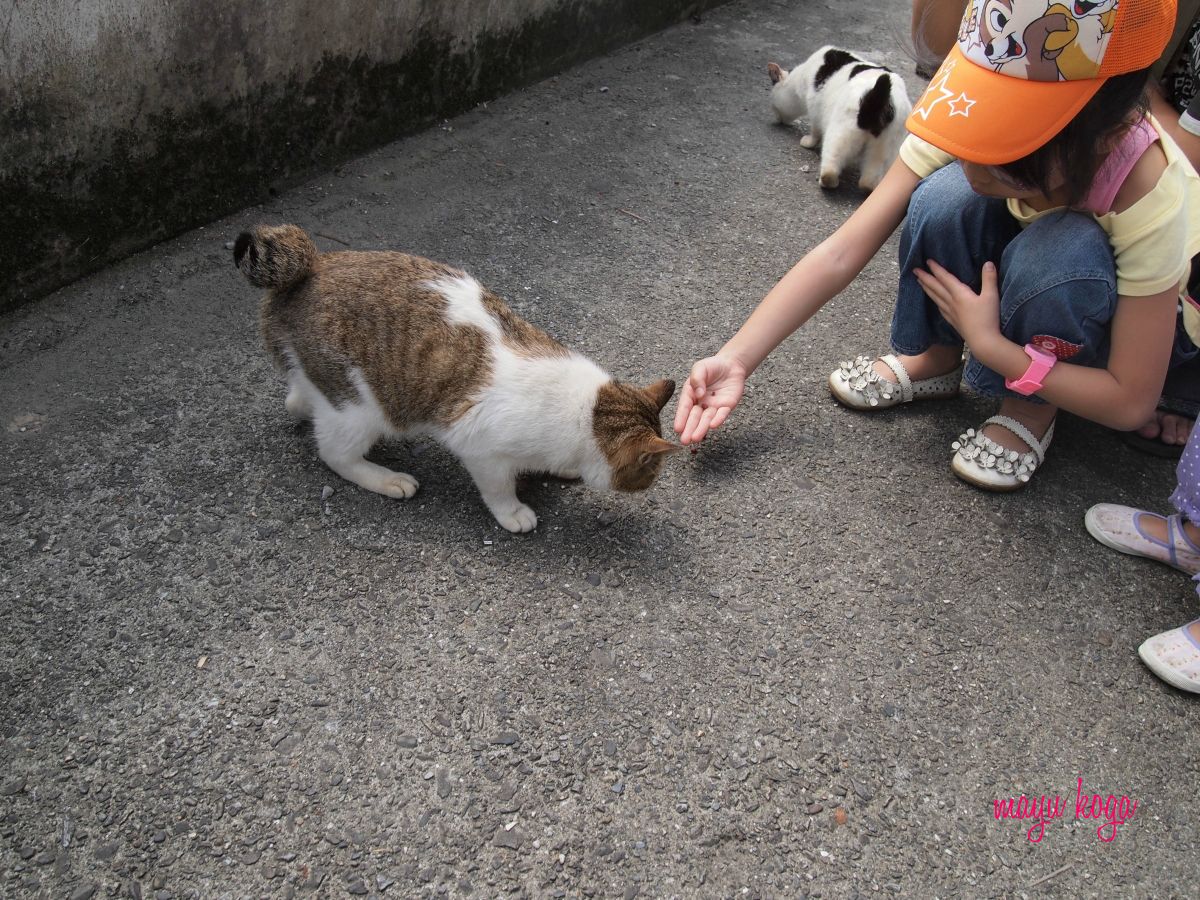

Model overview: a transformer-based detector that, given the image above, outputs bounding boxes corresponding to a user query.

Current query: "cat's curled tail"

[233,224,318,290]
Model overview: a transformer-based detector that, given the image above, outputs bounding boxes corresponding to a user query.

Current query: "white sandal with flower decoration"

[951,414,1054,491]
[829,354,963,410]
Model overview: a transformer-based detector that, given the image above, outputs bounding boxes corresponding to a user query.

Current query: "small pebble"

[493,827,525,850]
[0,779,25,796]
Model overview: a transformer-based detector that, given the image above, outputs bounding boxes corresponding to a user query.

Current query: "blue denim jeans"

[891,164,1118,400]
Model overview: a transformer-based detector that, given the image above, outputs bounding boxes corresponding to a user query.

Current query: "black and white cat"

[769,46,911,191]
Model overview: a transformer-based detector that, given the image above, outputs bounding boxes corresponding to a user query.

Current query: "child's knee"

[1001,215,1116,307]
[1009,213,1111,270]
[907,165,985,233]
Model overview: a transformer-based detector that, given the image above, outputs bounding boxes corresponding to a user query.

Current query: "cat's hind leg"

[460,456,537,533]
[284,369,316,419]
[815,123,866,189]
[857,136,894,192]
[312,404,419,499]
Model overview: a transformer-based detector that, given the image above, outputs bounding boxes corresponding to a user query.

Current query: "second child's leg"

[1166,431,1200,552]
[1138,427,1200,693]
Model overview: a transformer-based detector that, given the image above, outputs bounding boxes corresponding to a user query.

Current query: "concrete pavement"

[2,0,1198,896]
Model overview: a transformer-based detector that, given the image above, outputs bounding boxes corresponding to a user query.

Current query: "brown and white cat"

[233,224,680,532]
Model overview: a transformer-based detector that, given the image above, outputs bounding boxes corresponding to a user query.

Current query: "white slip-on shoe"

[1139,620,1200,694]
[1084,504,1200,576]
[829,353,962,410]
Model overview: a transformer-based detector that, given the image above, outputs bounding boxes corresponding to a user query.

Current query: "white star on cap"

[913,63,956,122]
[947,92,975,118]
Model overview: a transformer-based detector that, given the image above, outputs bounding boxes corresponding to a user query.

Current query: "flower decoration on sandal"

[836,356,898,407]
[951,427,1039,481]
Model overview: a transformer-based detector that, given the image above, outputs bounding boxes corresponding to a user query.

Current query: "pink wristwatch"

[1005,343,1057,395]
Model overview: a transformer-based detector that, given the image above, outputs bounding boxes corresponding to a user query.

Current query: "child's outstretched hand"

[674,355,748,445]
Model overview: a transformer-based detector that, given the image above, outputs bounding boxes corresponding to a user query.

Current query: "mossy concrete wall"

[1,0,727,310]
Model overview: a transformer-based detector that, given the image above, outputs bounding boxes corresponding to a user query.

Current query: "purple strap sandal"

[1084,504,1200,576]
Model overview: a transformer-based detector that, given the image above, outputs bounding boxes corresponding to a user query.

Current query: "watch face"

[1030,335,1080,360]
[1023,344,1056,365]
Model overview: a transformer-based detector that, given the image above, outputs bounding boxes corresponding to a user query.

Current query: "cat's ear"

[642,378,676,412]
[637,435,683,467]
[768,62,786,84]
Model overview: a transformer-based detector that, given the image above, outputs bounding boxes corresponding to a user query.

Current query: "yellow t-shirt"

[898,115,1200,343]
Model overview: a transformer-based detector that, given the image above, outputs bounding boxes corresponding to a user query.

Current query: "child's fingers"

[673,384,695,433]
[980,260,998,294]
[927,293,952,320]
[676,398,696,441]
[687,407,717,445]
[914,266,947,292]
[680,403,705,445]
[914,269,952,306]
[923,259,968,293]
[709,406,732,431]
[925,259,958,282]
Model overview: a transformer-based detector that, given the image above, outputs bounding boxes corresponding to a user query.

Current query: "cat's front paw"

[799,134,819,149]
[495,503,538,533]
[819,170,840,189]
[380,472,420,499]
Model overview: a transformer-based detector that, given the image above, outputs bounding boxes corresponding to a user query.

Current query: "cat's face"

[592,378,681,492]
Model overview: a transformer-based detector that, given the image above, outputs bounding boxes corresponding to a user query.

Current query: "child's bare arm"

[675,158,922,445]
[1003,289,1177,430]
[919,260,1178,430]
[721,159,922,375]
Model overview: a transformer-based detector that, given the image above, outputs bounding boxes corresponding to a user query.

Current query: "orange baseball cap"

[906,0,1177,164]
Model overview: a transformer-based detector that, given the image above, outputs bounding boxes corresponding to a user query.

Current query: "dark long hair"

[995,67,1153,208]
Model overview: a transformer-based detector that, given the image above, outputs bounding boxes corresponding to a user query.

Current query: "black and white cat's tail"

[233,224,318,290]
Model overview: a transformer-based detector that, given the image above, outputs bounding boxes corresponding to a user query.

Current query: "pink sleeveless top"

[1081,118,1158,215]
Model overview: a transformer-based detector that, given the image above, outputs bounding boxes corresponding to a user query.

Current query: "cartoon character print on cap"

[1042,0,1119,80]
[962,0,1116,81]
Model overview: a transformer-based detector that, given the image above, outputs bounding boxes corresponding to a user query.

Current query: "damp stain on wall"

[2,0,724,310]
